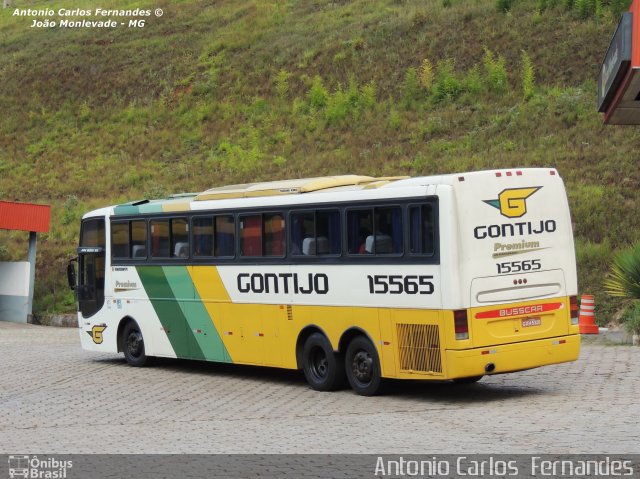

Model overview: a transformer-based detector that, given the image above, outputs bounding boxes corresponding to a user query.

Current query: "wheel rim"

[309,346,329,381]
[351,350,373,386]
[127,330,143,359]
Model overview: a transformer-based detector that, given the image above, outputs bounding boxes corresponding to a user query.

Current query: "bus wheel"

[122,321,149,367]
[453,375,483,384]
[302,333,345,391]
[345,336,383,396]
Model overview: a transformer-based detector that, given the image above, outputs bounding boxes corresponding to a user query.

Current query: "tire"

[301,333,345,391]
[122,321,149,367]
[453,375,483,384]
[345,336,384,396]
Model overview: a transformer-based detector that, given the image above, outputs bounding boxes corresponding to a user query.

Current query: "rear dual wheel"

[345,336,384,396]
[301,333,346,391]
[301,333,384,396]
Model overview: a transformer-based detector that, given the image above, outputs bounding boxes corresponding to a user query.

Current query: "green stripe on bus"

[113,205,141,215]
[113,203,165,216]
[162,266,230,363]
[137,203,165,214]
[136,266,204,360]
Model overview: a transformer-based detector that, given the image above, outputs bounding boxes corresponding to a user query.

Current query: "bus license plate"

[522,318,542,328]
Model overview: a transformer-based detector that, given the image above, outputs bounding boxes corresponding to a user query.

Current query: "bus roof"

[89,168,559,219]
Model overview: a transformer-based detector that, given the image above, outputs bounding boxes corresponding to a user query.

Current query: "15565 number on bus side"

[367,275,434,295]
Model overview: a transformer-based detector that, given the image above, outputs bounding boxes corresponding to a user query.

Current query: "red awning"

[0,201,51,233]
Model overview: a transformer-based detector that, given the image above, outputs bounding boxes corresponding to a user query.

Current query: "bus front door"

[77,218,106,318]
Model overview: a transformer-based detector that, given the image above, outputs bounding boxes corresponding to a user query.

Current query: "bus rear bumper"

[444,334,580,380]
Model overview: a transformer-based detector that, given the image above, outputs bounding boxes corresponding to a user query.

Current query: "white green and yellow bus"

[68,169,580,395]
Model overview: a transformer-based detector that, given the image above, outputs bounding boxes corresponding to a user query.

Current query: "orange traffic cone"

[578,294,599,334]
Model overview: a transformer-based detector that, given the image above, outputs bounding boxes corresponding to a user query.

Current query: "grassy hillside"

[0,0,638,321]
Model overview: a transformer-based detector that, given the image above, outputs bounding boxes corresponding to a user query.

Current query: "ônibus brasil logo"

[8,455,72,478]
[483,186,542,218]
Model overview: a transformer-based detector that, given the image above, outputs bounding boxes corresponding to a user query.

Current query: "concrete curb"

[580,328,634,345]
[29,313,78,328]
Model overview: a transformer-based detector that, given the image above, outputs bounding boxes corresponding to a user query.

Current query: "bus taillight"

[454,309,469,340]
[570,296,579,324]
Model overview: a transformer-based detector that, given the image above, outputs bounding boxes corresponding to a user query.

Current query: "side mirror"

[67,260,77,291]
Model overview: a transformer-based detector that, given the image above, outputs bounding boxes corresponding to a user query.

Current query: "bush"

[360,81,377,109]
[605,242,640,300]
[419,58,434,92]
[496,0,515,12]
[463,65,483,95]
[308,76,329,109]
[388,109,402,130]
[620,301,640,336]
[610,0,630,16]
[483,48,509,93]
[521,50,535,100]
[433,59,463,102]
[574,0,594,18]
[275,70,291,99]
[402,67,421,108]
[61,195,79,226]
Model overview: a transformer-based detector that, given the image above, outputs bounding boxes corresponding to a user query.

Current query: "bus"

[68,168,580,396]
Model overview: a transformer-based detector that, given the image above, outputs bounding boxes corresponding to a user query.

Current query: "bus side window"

[316,210,340,255]
[193,217,214,257]
[373,207,402,255]
[240,215,263,257]
[291,212,314,255]
[347,209,373,255]
[214,215,235,257]
[171,218,189,258]
[131,220,147,258]
[409,204,435,255]
[264,214,285,256]
[111,222,129,258]
[150,220,170,258]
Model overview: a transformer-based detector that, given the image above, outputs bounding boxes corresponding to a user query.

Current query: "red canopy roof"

[0,201,51,233]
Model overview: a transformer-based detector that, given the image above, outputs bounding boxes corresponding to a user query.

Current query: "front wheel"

[345,336,384,396]
[122,321,149,367]
[301,333,345,391]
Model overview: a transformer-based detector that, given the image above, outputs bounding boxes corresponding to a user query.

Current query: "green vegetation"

[619,301,640,336]
[605,242,640,300]
[0,0,638,321]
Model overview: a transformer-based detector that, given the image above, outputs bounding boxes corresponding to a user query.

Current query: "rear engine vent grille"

[397,324,442,373]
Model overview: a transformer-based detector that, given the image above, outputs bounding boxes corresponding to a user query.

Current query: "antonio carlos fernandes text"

[13,8,153,17]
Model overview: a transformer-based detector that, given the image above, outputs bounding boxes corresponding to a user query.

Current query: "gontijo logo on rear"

[483,186,542,218]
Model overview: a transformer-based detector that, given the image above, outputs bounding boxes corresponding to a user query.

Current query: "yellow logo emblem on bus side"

[87,325,107,344]
[484,187,542,218]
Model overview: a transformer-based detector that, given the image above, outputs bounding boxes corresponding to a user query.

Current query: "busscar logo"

[87,325,107,344]
[483,186,542,218]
